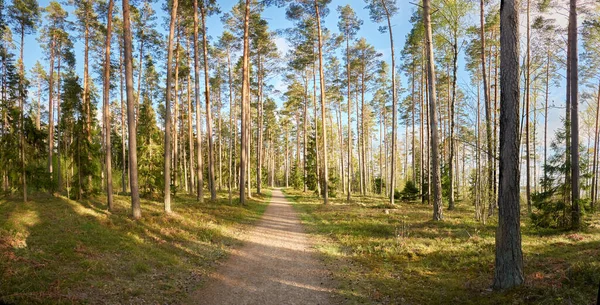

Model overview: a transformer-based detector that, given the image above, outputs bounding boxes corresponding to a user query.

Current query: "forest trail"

[186,188,335,305]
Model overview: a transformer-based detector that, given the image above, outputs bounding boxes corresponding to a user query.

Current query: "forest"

[1,0,599,304]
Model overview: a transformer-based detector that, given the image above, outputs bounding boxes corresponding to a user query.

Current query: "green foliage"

[61,72,101,198]
[531,127,590,229]
[327,172,339,198]
[137,95,164,198]
[305,133,318,192]
[399,180,419,202]
[374,177,385,194]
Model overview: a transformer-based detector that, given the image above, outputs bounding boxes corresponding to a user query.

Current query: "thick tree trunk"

[424,0,443,220]
[493,0,524,290]
[123,0,142,219]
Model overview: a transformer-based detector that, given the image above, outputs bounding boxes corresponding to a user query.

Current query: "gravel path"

[186,189,335,305]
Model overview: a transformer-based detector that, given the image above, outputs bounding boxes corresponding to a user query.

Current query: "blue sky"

[19,0,577,180]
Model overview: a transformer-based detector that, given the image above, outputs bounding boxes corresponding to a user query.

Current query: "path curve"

[186,188,335,305]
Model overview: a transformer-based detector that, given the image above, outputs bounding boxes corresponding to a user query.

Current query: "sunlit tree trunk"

[103,0,115,210]
[424,0,443,220]
[315,0,328,203]
[239,0,251,204]
[493,0,524,290]
[123,0,142,219]
[164,0,178,213]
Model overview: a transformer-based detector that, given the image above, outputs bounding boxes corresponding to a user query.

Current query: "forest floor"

[186,188,337,304]
[284,189,600,305]
[0,189,270,304]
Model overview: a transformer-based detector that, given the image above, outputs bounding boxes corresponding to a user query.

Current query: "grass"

[284,189,600,305]
[0,189,271,304]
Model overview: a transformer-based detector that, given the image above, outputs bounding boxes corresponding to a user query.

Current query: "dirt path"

[186,188,335,305]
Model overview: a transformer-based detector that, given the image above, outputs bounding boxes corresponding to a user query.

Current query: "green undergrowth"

[0,189,270,304]
[284,188,600,304]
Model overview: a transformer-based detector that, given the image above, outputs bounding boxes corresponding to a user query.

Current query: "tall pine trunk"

[103,0,115,210]
[424,0,443,220]
[123,0,141,219]
[164,0,178,213]
[493,0,524,290]
[315,1,328,204]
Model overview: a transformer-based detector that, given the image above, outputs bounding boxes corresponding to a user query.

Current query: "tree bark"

[193,0,204,203]
[525,0,531,213]
[591,80,600,211]
[239,0,251,204]
[103,0,115,210]
[164,0,178,213]
[381,0,397,204]
[201,7,216,201]
[123,0,142,219]
[480,0,494,216]
[315,1,328,204]
[424,0,443,220]
[569,0,580,228]
[493,0,524,290]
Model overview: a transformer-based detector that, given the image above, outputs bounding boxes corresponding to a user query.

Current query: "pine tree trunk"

[48,37,56,191]
[569,0,580,228]
[193,0,204,203]
[381,0,397,205]
[424,0,443,220]
[257,51,263,194]
[480,0,494,216]
[346,33,352,201]
[56,50,62,192]
[525,0,531,213]
[315,1,328,204]
[201,8,216,201]
[103,0,115,210]
[186,37,195,192]
[448,36,457,210]
[591,80,600,211]
[164,0,178,213]
[227,46,233,203]
[493,0,524,290]
[239,0,251,204]
[123,0,142,219]
[120,41,127,194]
